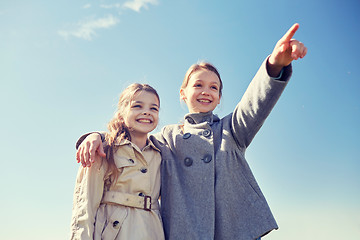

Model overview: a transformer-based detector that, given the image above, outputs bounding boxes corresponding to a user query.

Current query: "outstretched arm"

[76,133,106,167]
[232,23,307,148]
[267,23,307,77]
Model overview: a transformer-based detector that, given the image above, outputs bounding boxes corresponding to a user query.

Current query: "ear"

[180,88,187,101]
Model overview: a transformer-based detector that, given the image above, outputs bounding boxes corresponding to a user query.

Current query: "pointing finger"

[282,23,299,42]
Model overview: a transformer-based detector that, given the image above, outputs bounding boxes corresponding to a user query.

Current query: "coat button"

[184,157,193,167]
[203,129,211,137]
[128,158,134,163]
[113,220,120,229]
[140,168,148,173]
[202,154,212,163]
[183,133,191,139]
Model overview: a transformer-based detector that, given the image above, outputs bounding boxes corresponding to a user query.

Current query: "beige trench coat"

[70,139,164,240]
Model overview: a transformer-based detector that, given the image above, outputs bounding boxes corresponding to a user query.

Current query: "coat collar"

[114,138,161,152]
[184,111,220,126]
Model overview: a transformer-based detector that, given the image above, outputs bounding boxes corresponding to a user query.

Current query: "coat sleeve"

[231,57,292,149]
[70,160,106,240]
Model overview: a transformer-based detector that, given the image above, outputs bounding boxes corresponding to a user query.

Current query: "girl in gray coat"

[76,23,307,239]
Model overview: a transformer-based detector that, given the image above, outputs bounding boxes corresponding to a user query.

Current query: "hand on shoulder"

[76,133,106,167]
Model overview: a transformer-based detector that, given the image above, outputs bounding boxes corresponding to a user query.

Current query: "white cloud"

[83,4,92,9]
[100,3,122,9]
[59,1,159,41]
[58,15,119,41]
[123,0,158,12]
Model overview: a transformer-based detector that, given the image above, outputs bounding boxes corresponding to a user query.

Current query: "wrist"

[94,132,105,142]
[267,57,285,78]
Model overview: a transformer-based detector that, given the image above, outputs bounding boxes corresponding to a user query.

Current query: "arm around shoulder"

[76,132,106,167]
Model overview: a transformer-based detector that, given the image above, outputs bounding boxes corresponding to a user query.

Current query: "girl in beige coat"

[70,83,164,240]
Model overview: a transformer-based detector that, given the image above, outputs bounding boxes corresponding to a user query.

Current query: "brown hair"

[181,62,223,97]
[104,83,160,184]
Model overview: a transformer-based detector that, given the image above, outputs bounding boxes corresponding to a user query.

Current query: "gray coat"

[151,59,292,240]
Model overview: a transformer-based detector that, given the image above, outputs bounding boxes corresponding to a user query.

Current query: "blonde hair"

[181,62,223,97]
[104,83,160,183]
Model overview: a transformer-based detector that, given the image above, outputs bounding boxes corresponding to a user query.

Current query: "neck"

[129,133,148,150]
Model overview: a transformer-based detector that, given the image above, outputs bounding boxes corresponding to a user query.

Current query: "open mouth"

[137,118,153,124]
[198,99,212,103]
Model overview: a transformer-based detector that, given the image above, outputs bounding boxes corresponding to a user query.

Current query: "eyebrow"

[194,79,220,85]
[132,101,159,107]
[151,103,160,108]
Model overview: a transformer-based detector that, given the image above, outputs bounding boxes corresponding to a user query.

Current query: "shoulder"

[214,112,232,127]
[75,158,107,184]
[159,124,182,138]
[150,124,182,147]
[91,157,107,173]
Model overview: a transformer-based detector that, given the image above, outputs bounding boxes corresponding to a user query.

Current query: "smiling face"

[124,90,160,138]
[180,69,221,113]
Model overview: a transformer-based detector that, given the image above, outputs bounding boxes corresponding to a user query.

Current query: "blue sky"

[1,0,359,239]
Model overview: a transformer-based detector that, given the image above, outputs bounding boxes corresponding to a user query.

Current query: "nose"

[201,90,209,96]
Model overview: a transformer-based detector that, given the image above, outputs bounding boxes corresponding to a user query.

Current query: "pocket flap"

[114,156,136,168]
[101,206,128,239]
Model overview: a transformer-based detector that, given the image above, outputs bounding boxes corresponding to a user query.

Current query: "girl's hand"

[268,23,307,76]
[76,133,106,167]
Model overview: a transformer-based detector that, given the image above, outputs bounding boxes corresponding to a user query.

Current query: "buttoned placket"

[134,144,152,196]
[182,115,215,167]
[117,141,153,200]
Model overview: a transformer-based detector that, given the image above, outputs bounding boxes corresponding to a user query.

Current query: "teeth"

[138,119,151,123]
[199,99,211,103]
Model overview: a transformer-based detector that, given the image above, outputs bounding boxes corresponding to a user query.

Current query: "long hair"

[104,83,160,184]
